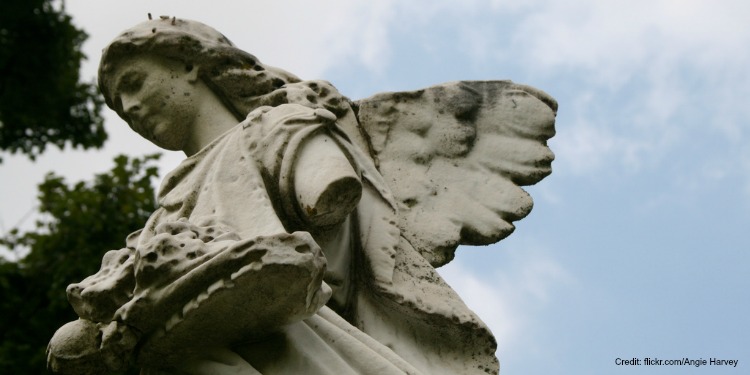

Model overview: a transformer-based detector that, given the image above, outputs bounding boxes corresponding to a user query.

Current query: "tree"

[0,154,160,374]
[0,0,106,161]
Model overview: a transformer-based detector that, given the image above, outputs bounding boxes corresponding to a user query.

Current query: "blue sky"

[1,1,748,373]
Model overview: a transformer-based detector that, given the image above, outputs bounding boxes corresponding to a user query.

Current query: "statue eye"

[117,71,147,94]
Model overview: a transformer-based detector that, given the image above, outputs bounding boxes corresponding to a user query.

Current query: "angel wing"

[352,81,558,267]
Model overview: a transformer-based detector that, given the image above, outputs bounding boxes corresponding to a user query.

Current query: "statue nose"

[121,94,142,118]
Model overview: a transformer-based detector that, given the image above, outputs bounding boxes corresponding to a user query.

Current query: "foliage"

[0,154,160,374]
[0,0,106,161]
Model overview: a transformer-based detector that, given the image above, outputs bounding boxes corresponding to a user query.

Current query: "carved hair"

[98,17,302,121]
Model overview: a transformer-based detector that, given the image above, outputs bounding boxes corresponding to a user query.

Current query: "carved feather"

[354,81,557,266]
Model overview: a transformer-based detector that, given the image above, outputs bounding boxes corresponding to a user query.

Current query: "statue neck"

[183,81,240,157]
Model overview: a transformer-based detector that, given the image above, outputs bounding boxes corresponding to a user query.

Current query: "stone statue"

[47,17,557,375]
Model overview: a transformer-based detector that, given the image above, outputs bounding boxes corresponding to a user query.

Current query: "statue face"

[111,55,199,150]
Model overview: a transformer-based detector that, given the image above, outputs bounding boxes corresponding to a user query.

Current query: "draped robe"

[69,103,499,374]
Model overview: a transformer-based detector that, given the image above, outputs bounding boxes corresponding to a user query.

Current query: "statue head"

[98,17,301,124]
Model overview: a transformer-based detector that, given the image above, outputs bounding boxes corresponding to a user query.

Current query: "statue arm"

[293,132,362,228]
[242,104,364,231]
[49,221,331,374]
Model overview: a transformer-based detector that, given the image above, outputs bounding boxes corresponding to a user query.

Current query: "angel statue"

[47,17,557,375]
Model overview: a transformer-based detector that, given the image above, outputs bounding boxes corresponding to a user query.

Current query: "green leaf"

[0,153,160,374]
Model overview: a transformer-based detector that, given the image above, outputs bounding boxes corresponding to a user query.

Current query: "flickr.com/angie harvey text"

[616,357,738,368]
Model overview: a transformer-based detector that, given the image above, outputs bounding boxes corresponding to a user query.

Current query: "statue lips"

[128,112,159,145]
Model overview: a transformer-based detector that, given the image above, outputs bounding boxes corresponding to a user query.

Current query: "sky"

[1,1,749,374]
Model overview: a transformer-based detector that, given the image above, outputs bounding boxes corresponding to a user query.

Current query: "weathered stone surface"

[356,81,557,266]
[47,16,557,375]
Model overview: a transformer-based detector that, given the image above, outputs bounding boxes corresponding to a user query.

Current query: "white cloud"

[353,2,396,73]
[438,244,574,356]
[66,1,399,80]
[510,0,750,79]
[551,90,659,176]
[553,121,617,175]
[742,150,750,199]
[439,262,518,346]
[485,0,750,178]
